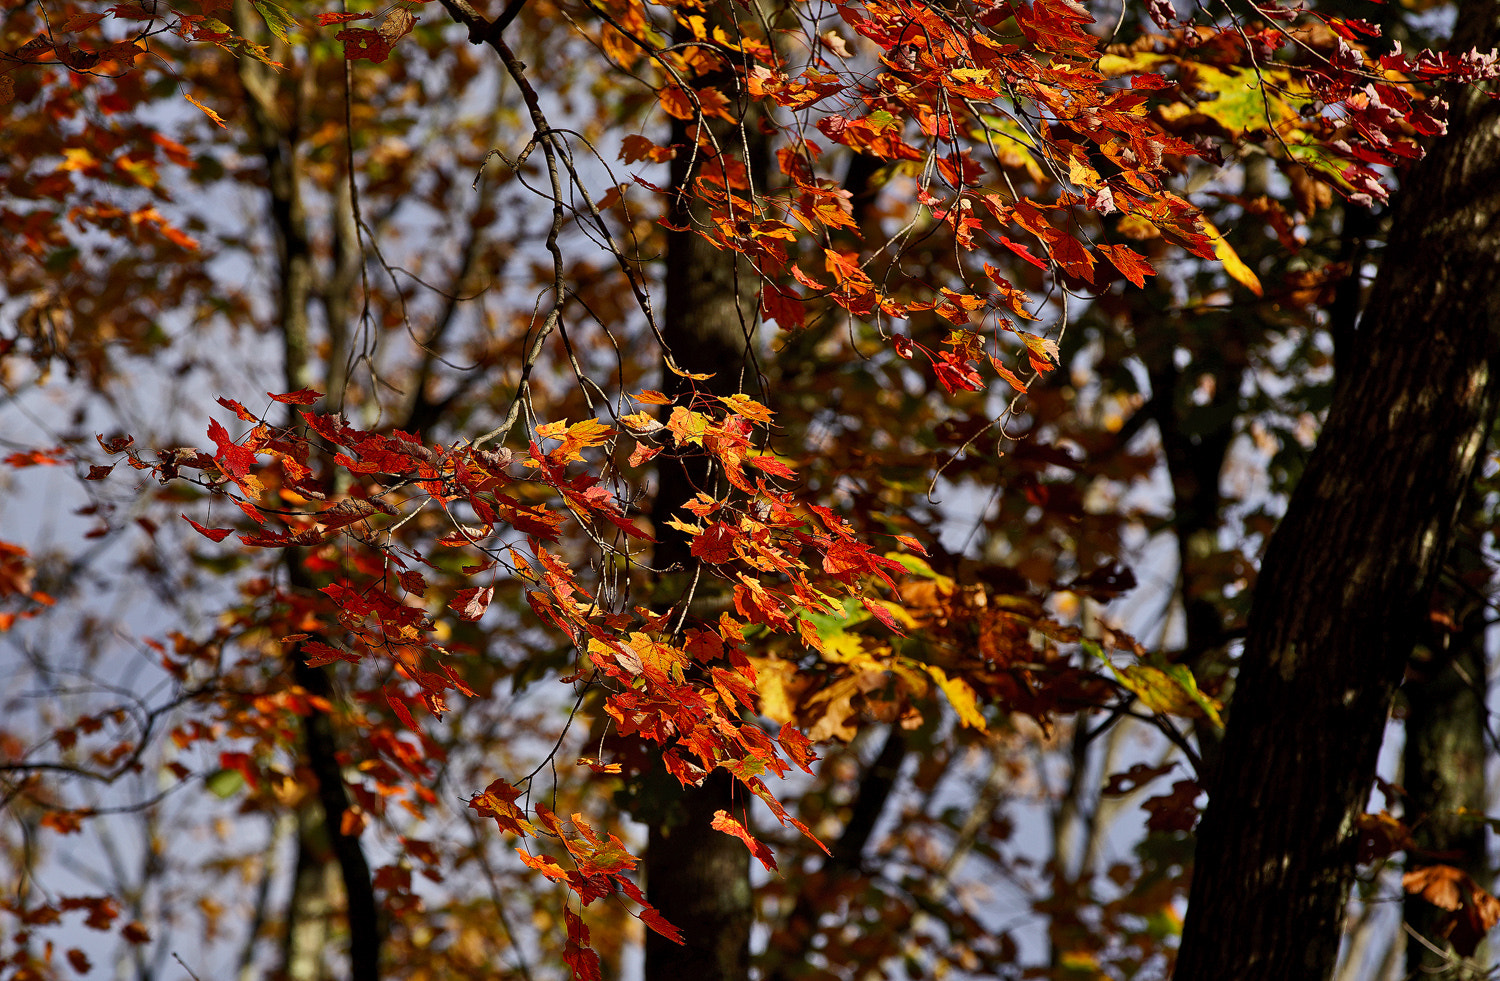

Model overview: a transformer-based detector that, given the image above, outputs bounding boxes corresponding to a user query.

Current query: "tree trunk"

[642,47,759,981]
[1173,1,1500,976]
[1403,499,1490,978]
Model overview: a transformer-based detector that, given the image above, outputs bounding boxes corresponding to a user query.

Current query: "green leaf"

[1086,641,1224,728]
[252,0,298,42]
[205,768,245,798]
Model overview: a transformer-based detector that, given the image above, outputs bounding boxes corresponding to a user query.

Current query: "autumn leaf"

[318,10,372,24]
[336,27,394,62]
[251,0,299,42]
[450,586,494,621]
[626,632,686,687]
[302,640,361,667]
[824,249,868,285]
[690,522,737,564]
[1097,242,1156,288]
[620,135,675,164]
[718,393,774,424]
[748,454,795,478]
[120,921,151,944]
[267,387,322,405]
[711,809,778,871]
[1201,217,1263,295]
[563,907,603,981]
[183,515,233,542]
[860,597,908,635]
[659,86,695,120]
[184,92,225,128]
[386,688,420,732]
[1404,864,1469,912]
[926,664,986,729]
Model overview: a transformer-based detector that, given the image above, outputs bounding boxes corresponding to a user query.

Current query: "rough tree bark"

[1403,499,1489,978]
[642,40,761,981]
[1173,0,1500,976]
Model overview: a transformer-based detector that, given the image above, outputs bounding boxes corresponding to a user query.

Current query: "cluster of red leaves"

[107,386,941,941]
[544,0,1489,402]
[12,0,1495,968]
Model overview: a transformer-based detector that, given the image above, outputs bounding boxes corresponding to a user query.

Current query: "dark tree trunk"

[1403,501,1490,978]
[642,42,760,981]
[1173,1,1500,976]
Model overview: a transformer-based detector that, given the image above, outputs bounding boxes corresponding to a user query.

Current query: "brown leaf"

[450,586,493,621]
[1403,864,1466,912]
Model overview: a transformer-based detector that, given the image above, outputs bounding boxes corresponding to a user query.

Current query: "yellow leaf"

[185,92,226,129]
[59,147,99,173]
[1097,51,1170,77]
[926,665,986,730]
[667,406,711,446]
[665,358,713,380]
[1068,154,1101,190]
[626,632,686,686]
[564,417,614,446]
[1200,217,1262,296]
[718,394,774,424]
[822,632,868,664]
[618,412,662,433]
[750,657,794,723]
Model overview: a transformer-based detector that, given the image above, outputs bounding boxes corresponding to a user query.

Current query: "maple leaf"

[317,10,371,25]
[933,352,983,395]
[666,406,711,445]
[824,249,869,285]
[563,907,603,981]
[302,640,361,667]
[398,570,428,596]
[267,387,322,405]
[450,586,494,621]
[860,597,908,635]
[659,86,695,120]
[183,515,233,542]
[748,455,795,479]
[469,778,534,836]
[206,419,265,496]
[718,393,774,424]
[690,522,737,564]
[761,284,805,328]
[711,809,778,871]
[925,665,986,729]
[386,688,421,732]
[336,27,393,62]
[625,632,686,687]
[1404,864,1468,912]
[620,135,675,164]
[628,442,662,467]
[1097,242,1155,288]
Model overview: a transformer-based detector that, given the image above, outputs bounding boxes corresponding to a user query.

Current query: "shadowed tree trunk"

[642,28,760,980]
[1403,498,1490,978]
[1174,0,1500,975]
